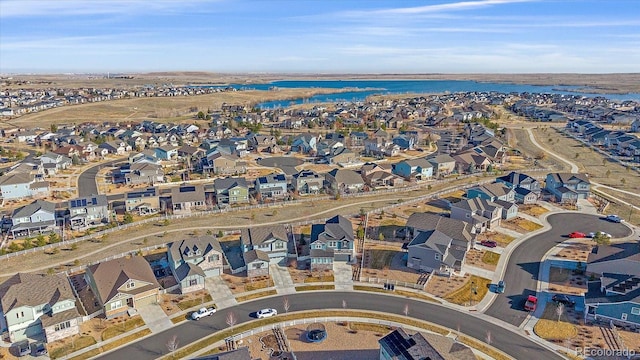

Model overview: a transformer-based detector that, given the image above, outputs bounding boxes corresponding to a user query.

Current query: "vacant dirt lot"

[547,267,588,295]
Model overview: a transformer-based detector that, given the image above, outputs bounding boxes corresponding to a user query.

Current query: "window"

[434,253,441,261]
[189,279,198,287]
[632,307,640,315]
[110,300,123,310]
[126,281,135,289]
[54,321,71,332]
[274,242,284,249]
[621,313,628,321]
[16,311,25,319]
[328,241,337,248]
[208,255,220,262]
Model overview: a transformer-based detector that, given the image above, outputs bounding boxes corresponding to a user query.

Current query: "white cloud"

[341,0,535,17]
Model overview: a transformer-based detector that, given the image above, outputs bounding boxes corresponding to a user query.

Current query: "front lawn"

[481,251,500,265]
[444,276,491,305]
[534,303,577,341]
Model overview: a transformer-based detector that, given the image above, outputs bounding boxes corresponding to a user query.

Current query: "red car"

[524,295,538,311]
[568,232,586,238]
[480,240,497,248]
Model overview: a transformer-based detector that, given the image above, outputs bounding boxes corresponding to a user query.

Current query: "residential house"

[309,215,354,271]
[39,152,72,171]
[155,145,178,160]
[0,273,80,343]
[363,170,405,188]
[255,173,288,200]
[496,171,541,195]
[404,212,474,276]
[450,197,502,234]
[325,169,365,194]
[428,154,456,177]
[9,200,57,238]
[392,134,415,150]
[202,151,247,175]
[241,225,289,263]
[545,173,591,203]
[585,243,640,326]
[493,199,519,220]
[393,158,433,181]
[99,141,131,155]
[0,172,49,201]
[214,177,249,205]
[290,133,318,154]
[326,146,357,164]
[452,151,491,174]
[68,195,109,230]
[167,236,224,293]
[85,256,160,318]
[125,162,164,185]
[125,187,160,215]
[514,187,538,204]
[379,328,475,360]
[349,131,368,148]
[243,250,271,277]
[292,170,324,195]
[466,183,515,203]
[247,134,277,152]
[169,185,207,214]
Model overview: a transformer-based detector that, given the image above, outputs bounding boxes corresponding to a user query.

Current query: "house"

[326,146,357,164]
[243,250,270,277]
[585,243,640,326]
[427,154,456,177]
[99,141,131,155]
[466,182,515,202]
[494,199,519,220]
[290,133,318,154]
[0,172,49,201]
[450,197,502,234]
[202,151,247,175]
[392,134,415,150]
[0,273,80,343]
[545,172,591,203]
[292,170,324,195]
[167,236,224,294]
[514,187,538,204]
[379,328,475,360]
[393,158,433,181]
[214,177,249,205]
[68,195,109,229]
[325,169,365,194]
[9,200,57,238]
[404,212,474,276]
[309,215,354,271]
[169,185,207,214]
[241,225,289,263]
[255,173,288,200]
[363,171,405,188]
[85,256,160,318]
[39,152,72,170]
[452,151,491,174]
[496,171,541,196]
[125,187,160,215]
[125,162,164,185]
[155,145,178,160]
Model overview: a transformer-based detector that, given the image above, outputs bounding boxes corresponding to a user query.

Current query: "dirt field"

[547,267,588,295]
[554,239,594,263]
[499,216,543,233]
[465,249,498,271]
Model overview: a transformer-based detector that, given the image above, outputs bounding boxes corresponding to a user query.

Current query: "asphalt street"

[97,291,564,360]
[484,213,632,326]
[77,159,123,197]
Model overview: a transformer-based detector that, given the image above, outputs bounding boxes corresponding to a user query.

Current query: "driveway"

[484,212,631,327]
[137,303,173,333]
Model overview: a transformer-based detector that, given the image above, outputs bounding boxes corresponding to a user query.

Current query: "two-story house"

[154,145,178,160]
[404,212,474,276]
[241,225,289,265]
[85,256,160,318]
[450,197,502,234]
[325,169,365,194]
[9,199,57,238]
[214,177,249,205]
[292,169,324,195]
[0,273,80,343]
[466,182,515,202]
[68,195,109,230]
[202,151,247,175]
[309,215,354,271]
[496,171,540,204]
[0,172,49,201]
[255,173,288,200]
[125,162,165,185]
[290,133,318,154]
[427,154,457,178]
[393,158,433,181]
[167,236,224,294]
[125,187,160,215]
[545,172,591,203]
[169,185,207,214]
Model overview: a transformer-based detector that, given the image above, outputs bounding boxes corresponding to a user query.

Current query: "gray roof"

[310,215,354,244]
[241,225,288,247]
[0,273,76,313]
[469,182,512,198]
[168,236,222,263]
[214,177,248,191]
[408,229,452,254]
[326,169,364,186]
[378,328,475,360]
[171,184,206,203]
[404,158,433,169]
[549,172,590,185]
[587,242,640,277]
[11,199,56,218]
[451,197,500,214]
[496,171,536,187]
[174,262,206,281]
[69,195,108,209]
[405,212,473,243]
[243,249,270,263]
[0,172,32,186]
[428,154,456,165]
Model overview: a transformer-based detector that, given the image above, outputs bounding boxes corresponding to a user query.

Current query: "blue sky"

[1,0,639,73]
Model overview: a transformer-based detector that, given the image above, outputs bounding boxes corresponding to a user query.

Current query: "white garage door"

[135,293,157,307]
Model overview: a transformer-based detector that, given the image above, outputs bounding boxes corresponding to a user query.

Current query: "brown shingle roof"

[241,225,288,247]
[87,256,159,304]
[0,273,76,313]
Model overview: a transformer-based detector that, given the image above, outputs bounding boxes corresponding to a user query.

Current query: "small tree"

[283,297,290,313]
[143,237,148,245]
[163,219,170,227]
[166,335,179,358]
[403,304,409,317]
[36,234,47,247]
[602,158,607,166]
[556,303,565,322]
[486,330,492,345]
[218,230,224,237]
[226,312,238,327]
[206,229,213,235]
[378,233,385,241]
[47,268,55,276]
[123,212,134,224]
[70,243,78,251]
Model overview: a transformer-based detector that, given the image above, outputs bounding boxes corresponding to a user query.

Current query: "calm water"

[203,80,640,108]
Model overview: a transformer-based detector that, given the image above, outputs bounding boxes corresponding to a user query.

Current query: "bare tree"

[226,311,238,327]
[403,304,409,317]
[166,335,179,358]
[283,297,290,313]
[342,299,347,309]
[486,330,492,345]
[556,303,565,322]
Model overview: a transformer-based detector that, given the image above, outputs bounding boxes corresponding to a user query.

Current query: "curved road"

[485,213,631,326]
[77,159,123,197]
[97,292,564,360]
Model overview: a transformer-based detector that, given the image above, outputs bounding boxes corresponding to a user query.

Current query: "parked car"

[14,340,30,357]
[31,342,48,357]
[496,280,505,294]
[604,214,623,223]
[256,308,278,319]
[191,307,217,320]
[568,232,586,238]
[524,295,538,311]
[552,294,576,307]
[480,240,497,248]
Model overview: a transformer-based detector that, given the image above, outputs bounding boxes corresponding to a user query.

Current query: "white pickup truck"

[191,307,216,320]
